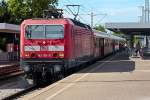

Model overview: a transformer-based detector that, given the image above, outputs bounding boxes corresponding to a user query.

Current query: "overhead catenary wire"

[64,8,89,24]
[78,15,90,24]
[94,14,107,26]
[60,0,108,26]
[79,12,107,28]
[66,4,81,20]
[65,0,81,19]
[63,0,93,21]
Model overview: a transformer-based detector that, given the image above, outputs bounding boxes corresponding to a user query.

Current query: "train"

[20,18,125,84]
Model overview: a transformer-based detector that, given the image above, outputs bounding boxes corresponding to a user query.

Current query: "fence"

[0,52,19,61]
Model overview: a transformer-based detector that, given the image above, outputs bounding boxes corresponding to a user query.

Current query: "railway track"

[0,64,23,80]
[0,64,66,100]
[1,76,66,100]
[0,74,35,100]
[1,64,95,100]
[2,85,37,100]
[1,53,119,100]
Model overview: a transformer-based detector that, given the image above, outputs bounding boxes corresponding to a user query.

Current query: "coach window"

[105,39,108,46]
[104,39,106,46]
[96,38,99,48]
[105,39,107,46]
[71,28,74,37]
[99,38,103,47]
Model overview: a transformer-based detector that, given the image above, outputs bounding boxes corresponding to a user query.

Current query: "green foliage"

[0,0,12,23]
[134,36,140,44]
[0,0,58,24]
[0,37,7,51]
[93,25,106,32]
[7,0,58,24]
[0,0,7,16]
[112,31,123,35]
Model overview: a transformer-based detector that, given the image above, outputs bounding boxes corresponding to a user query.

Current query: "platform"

[20,52,150,100]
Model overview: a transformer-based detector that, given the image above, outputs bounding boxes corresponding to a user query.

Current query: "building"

[0,23,20,61]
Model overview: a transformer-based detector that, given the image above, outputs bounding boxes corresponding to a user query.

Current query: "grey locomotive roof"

[93,30,125,41]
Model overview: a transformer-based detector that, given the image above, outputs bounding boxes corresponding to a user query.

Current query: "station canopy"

[105,22,150,35]
[0,23,19,34]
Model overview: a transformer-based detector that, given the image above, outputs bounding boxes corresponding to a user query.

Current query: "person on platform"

[135,41,141,56]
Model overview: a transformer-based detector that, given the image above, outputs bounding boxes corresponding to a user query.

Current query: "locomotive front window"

[46,25,64,39]
[25,25,64,39]
[25,25,45,39]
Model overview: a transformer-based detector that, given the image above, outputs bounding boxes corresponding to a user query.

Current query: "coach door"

[100,38,104,57]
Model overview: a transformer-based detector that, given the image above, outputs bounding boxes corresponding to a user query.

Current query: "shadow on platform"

[79,52,135,73]
[92,60,135,73]
[141,56,150,60]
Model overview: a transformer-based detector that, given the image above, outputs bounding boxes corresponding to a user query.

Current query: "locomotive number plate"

[40,46,48,51]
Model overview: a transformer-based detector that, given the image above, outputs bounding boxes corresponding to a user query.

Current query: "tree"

[0,0,12,23]
[7,0,58,24]
[93,25,106,32]
[112,31,122,35]
[0,37,7,51]
[0,0,7,16]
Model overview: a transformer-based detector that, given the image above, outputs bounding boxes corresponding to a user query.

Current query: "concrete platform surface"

[20,52,150,100]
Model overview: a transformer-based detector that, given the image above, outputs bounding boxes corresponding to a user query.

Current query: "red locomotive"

[20,10,125,84]
[20,18,95,84]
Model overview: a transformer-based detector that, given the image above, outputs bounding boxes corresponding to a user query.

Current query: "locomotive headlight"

[59,53,64,58]
[25,54,30,57]
[53,65,62,72]
[20,60,30,72]
[21,64,30,72]
[23,65,30,72]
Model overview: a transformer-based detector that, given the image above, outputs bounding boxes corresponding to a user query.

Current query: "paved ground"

[20,52,150,100]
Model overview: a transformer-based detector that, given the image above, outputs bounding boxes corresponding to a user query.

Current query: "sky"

[58,0,145,25]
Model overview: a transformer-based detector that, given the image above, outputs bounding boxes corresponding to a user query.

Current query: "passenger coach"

[94,30,125,59]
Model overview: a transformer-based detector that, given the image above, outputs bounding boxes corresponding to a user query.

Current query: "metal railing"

[0,52,19,61]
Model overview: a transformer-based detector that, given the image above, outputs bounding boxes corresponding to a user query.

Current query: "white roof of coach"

[93,30,125,41]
